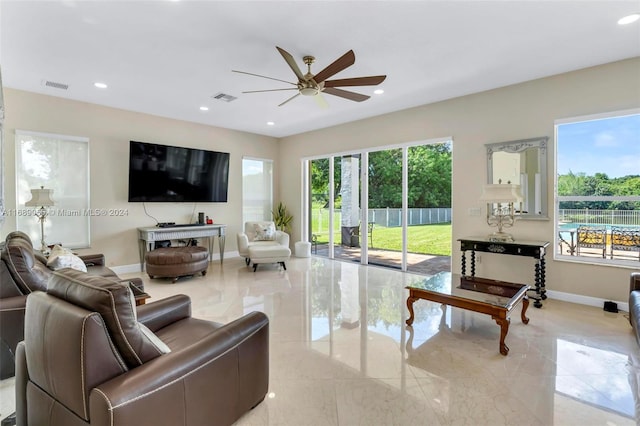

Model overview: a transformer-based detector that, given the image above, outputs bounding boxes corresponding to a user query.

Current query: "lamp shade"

[479,184,523,203]
[25,186,55,207]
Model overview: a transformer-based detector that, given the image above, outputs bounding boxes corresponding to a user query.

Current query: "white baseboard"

[111,251,240,275]
[546,290,629,313]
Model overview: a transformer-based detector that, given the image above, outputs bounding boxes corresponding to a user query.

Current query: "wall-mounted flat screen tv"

[128,141,229,202]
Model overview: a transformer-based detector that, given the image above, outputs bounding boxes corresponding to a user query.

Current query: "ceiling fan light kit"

[233,46,386,107]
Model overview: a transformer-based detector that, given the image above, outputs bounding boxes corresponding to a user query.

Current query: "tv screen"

[128,141,229,202]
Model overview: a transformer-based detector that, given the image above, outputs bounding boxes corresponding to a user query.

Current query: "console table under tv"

[459,237,550,308]
[138,224,226,270]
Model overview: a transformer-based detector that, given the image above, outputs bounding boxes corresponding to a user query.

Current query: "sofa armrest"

[0,260,26,298]
[0,295,27,379]
[0,294,27,311]
[237,232,250,257]
[89,311,269,426]
[119,277,146,293]
[136,294,191,332]
[631,272,640,293]
[79,253,105,267]
[15,342,28,426]
[276,231,290,248]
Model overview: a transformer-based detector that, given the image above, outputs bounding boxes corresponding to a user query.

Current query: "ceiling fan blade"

[242,88,298,94]
[324,75,386,88]
[232,70,297,86]
[323,87,370,102]
[276,46,305,81]
[278,93,301,107]
[313,50,356,84]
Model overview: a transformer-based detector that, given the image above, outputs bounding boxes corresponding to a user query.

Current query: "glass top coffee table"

[406,272,530,355]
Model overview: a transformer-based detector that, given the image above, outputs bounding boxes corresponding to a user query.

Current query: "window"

[555,110,640,265]
[15,130,90,248]
[242,157,273,223]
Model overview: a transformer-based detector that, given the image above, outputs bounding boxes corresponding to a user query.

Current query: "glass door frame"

[302,137,452,271]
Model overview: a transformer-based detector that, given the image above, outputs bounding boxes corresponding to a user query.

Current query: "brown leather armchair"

[0,231,147,379]
[15,269,269,426]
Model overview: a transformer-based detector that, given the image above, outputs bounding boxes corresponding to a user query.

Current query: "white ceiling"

[1,1,639,138]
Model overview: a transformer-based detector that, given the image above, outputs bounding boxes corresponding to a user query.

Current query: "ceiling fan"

[233,46,386,107]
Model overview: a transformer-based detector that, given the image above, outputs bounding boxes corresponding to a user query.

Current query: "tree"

[310,143,452,209]
[368,149,403,208]
[310,158,341,206]
[558,171,640,210]
[407,144,452,208]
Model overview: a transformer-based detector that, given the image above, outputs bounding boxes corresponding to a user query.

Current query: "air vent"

[211,92,237,103]
[43,80,69,90]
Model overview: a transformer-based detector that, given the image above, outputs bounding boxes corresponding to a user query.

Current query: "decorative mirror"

[486,136,549,220]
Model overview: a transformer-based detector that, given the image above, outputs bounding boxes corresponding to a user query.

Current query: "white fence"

[368,208,451,227]
[311,208,451,234]
[558,209,640,226]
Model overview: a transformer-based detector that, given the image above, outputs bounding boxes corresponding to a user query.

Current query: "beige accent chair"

[237,221,291,271]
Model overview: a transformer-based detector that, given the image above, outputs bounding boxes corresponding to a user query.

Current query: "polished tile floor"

[2,256,639,425]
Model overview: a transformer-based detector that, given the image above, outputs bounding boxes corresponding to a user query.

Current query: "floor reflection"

[3,255,636,425]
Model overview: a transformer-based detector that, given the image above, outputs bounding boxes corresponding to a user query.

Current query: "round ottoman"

[295,241,311,258]
[145,246,209,283]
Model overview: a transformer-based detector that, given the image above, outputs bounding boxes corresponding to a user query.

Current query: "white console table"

[138,224,226,270]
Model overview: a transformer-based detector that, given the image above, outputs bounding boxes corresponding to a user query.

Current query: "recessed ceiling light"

[374,89,384,95]
[199,106,209,111]
[267,121,275,126]
[94,82,107,89]
[618,13,640,25]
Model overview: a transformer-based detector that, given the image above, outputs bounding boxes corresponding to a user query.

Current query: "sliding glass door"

[305,139,452,275]
[334,154,361,264]
[367,148,403,269]
[406,143,452,275]
[310,158,331,257]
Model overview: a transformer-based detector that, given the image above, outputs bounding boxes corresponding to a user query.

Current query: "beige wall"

[2,58,638,303]
[278,58,640,303]
[1,89,279,266]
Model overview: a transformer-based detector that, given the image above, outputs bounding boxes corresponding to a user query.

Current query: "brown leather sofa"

[0,231,146,379]
[15,269,269,426]
[630,272,640,347]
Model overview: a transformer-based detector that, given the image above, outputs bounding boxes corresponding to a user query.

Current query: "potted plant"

[272,202,293,233]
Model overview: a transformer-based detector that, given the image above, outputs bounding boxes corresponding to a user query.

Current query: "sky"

[556,113,640,179]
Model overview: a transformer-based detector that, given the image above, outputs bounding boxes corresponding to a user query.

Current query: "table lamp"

[25,186,55,252]
[479,183,523,242]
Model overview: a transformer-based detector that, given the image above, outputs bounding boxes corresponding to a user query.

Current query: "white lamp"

[25,186,55,252]
[479,183,523,242]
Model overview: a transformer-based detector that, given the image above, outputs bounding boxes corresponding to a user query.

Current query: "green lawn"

[312,222,452,256]
[370,223,452,256]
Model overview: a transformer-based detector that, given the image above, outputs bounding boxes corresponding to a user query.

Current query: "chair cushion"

[47,268,168,368]
[253,222,276,241]
[249,245,291,261]
[245,221,276,242]
[46,245,88,273]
